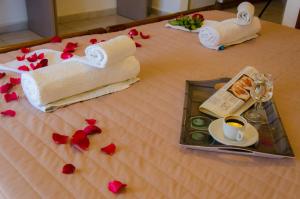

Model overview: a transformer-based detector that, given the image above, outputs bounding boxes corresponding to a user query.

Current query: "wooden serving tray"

[180,78,294,158]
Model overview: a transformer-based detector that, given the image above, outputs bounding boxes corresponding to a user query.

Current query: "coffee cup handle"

[236,131,244,141]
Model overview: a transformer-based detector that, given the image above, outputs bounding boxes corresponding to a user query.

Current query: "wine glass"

[244,73,273,123]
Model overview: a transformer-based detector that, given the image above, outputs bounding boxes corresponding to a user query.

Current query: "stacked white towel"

[198,17,261,50]
[236,2,255,26]
[21,56,140,111]
[14,35,140,112]
[84,35,136,68]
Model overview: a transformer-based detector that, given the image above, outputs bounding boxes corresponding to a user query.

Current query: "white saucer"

[208,118,259,147]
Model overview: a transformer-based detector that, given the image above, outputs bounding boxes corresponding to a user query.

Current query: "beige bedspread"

[0,11,299,199]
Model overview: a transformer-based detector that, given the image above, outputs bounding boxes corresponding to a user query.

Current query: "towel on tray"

[236,2,255,26]
[198,17,261,50]
[83,35,136,68]
[21,56,140,112]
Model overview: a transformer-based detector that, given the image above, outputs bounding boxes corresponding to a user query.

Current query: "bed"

[0,10,299,199]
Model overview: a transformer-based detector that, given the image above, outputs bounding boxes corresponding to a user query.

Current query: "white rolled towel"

[21,56,140,110]
[84,35,136,68]
[198,17,261,50]
[236,2,255,25]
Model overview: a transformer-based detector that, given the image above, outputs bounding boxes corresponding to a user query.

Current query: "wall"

[0,0,27,27]
[189,0,216,9]
[282,0,300,27]
[56,0,116,16]
[152,0,189,13]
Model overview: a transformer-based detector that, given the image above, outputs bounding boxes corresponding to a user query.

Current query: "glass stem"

[255,101,262,112]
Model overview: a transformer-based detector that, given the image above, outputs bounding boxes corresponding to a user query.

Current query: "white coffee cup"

[223,116,247,141]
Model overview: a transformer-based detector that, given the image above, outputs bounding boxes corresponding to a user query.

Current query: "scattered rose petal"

[20,47,30,54]
[0,72,6,79]
[1,109,16,117]
[192,13,204,20]
[100,40,106,42]
[4,92,18,103]
[60,52,73,60]
[16,54,25,61]
[101,143,116,155]
[50,36,62,43]
[140,32,150,39]
[128,29,139,37]
[35,59,48,69]
[83,125,102,135]
[66,42,78,48]
[0,83,13,94]
[135,42,142,48]
[30,63,36,70]
[26,53,38,62]
[10,77,21,85]
[62,164,75,174]
[85,118,96,125]
[90,38,98,44]
[37,53,45,59]
[71,130,90,151]
[64,42,78,52]
[52,133,69,144]
[18,65,30,71]
[108,180,127,193]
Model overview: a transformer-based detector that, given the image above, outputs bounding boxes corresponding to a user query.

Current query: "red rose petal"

[83,125,102,135]
[108,180,127,193]
[20,47,30,54]
[85,118,96,125]
[71,130,90,151]
[4,92,18,103]
[0,83,13,94]
[52,133,69,144]
[36,59,48,68]
[26,53,38,62]
[0,72,6,79]
[10,77,21,85]
[63,47,75,53]
[16,54,25,61]
[63,42,78,53]
[101,143,116,155]
[0,109,16,117]
[128,29,139,37]
[65,42,78,49]
[140,32,150,39]
[90,38,98,44]
[37,53,45,59]
[18,65,30,71]
[192,13,204,20]
[62,164,75,174]
[135,42,142,48]
[60,52,73,60]
[30,63,36,70]
[100,40,106,42]
[50,36,62,43]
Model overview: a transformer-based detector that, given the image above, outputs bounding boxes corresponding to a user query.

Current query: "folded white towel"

[27,78,139,112]
[236,2,255,25]
[84,35,136,68]
[198,17,261,50]
[21,56,140,111]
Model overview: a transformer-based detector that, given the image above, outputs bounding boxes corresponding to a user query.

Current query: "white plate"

[208,118,259,147]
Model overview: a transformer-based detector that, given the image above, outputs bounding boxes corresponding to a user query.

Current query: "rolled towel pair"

[236,2,255,25]
[198,17,261,50]
[21,56,140,112]
[83,35,136,68]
